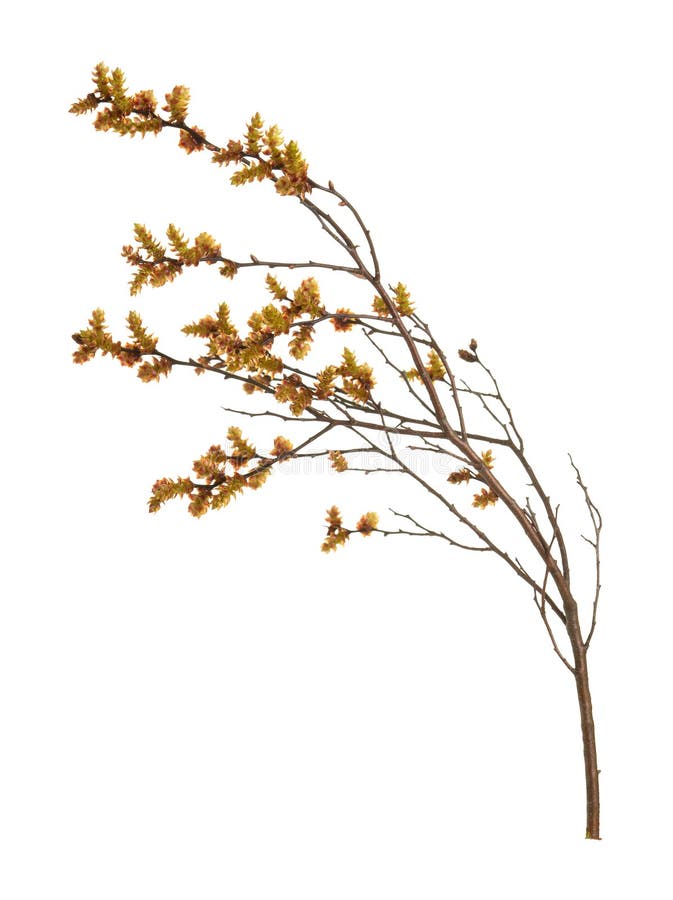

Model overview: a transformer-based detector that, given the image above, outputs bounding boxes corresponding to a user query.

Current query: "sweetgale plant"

[70,63,604,839]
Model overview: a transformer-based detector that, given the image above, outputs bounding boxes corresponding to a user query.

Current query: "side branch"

[532,520,575,672]
[352,424,567,624]
[387,509,490,551]
[569,455,603,649]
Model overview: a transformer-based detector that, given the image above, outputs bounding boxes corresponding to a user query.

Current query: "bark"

[573,651,601,839]
[551,572,601,839]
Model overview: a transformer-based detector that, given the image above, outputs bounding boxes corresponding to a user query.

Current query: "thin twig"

[569,455,603,648]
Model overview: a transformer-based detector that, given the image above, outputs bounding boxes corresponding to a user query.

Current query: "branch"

[569,455,603,649]
[351,422,567,623]
[74,79,594,645]
[474,357,525,451]
[531,511,575,671]
[362,328,437,419]
[387,509,490,551]
[311,179,381,279]
[533,579,576,673]
[411,313,467,439]
[138,252,362,277]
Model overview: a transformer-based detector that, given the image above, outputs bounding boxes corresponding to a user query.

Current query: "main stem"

[573,647,600,839]
[549,568,601,839]
[307,177,603,838]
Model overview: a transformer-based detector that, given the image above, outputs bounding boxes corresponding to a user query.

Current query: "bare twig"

[569,455,603,649]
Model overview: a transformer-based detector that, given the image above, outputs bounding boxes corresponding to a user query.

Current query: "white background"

[1,2,672,897]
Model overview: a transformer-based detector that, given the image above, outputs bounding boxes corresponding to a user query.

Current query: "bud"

[458,349,478,363]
